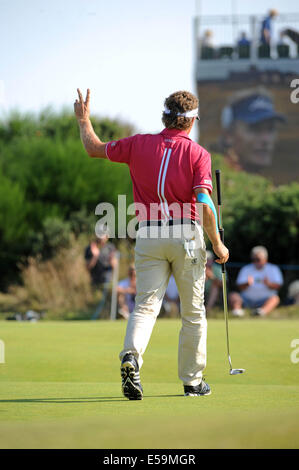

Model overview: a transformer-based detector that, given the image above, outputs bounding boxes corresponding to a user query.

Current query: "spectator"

[85,225,118,287]
[260,9,278,45]
[229,246,283,317]
[286,281,299,305]
[238,32,250,47]
[117,265,136,320]
[163,275,180,316]
[199,30,215,59]
[205,251,222,313]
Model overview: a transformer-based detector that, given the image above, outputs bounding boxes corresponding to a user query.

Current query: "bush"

[0,110,135,288]
[0,108,134,143]
[209,155,299,266]
[7,241,95,315]
[28,217,72,258]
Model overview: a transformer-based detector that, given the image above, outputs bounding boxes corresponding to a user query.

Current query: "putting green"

[0,319,298,448]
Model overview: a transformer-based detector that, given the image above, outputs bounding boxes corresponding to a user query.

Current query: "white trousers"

[119,224,207,386]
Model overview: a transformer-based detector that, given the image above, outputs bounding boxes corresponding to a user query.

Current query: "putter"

[215,170,245,376]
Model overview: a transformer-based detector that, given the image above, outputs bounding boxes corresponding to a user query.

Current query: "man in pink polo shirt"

[74,89,229,400]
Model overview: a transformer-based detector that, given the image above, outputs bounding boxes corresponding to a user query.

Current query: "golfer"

[74,89,229,399]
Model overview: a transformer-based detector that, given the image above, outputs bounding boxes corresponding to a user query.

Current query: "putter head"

[230,368,245,375]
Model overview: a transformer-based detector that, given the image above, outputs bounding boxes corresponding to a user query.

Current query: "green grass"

[0,318,299,448]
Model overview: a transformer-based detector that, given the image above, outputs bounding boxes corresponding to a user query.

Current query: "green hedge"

[210,154,299,266]
[0,110,134,288]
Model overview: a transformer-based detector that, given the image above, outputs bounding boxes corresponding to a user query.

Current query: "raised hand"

[74,88,90,121]
[90,242,100,258]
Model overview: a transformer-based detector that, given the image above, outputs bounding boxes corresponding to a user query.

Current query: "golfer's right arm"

[74,88,107,159]
[195,188,229,264]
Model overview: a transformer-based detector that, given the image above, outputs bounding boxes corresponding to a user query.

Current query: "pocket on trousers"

[183,248,206,282]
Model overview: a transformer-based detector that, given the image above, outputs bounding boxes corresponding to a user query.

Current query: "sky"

[1,0,298,138]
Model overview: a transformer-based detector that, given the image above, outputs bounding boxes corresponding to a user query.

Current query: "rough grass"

[0,319,299,448]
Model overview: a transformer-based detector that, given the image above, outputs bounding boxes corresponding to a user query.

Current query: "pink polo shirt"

[105,128,212,221]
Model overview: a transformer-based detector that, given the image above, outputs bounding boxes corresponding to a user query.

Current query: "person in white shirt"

[201,29,214,48]
[229,246,283,317]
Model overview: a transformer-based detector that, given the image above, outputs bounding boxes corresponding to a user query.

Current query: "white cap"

[251,246,268,259]
[164,106,199,118]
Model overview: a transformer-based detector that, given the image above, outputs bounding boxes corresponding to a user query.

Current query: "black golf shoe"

[121,353,143,400]
[184,380,211,397]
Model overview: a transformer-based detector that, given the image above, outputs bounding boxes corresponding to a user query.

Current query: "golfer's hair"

[251,246,268,260]
[162,91,198,130]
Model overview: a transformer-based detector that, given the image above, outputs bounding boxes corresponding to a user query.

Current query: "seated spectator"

[85,225,118,288]
[286,281,299,305]
[229,246,283,317]
[205,251,222,313]
[163,275,180,316]
[238,32,250,47]
[117,264,136,320]
[199,30,215,59]
[277,31,290,57]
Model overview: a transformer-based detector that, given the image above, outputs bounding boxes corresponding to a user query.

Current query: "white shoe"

[232,308,245,317]
[118,308,129,320]
[251,308,266,317]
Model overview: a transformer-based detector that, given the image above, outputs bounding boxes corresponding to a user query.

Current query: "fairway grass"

[0,319,299,448]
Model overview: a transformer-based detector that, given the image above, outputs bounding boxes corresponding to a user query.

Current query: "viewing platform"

[193,13,299,83]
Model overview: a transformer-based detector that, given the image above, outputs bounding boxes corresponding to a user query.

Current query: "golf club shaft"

[215,170,232,370]
[221,270,233,370]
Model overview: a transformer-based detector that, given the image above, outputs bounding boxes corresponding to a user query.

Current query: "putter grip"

[218,228,226,272]
[219,227,224,243]
[215,169,222,206]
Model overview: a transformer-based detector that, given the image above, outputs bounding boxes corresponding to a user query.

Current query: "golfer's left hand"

[213,240,229,264]
[74,88,90,121]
